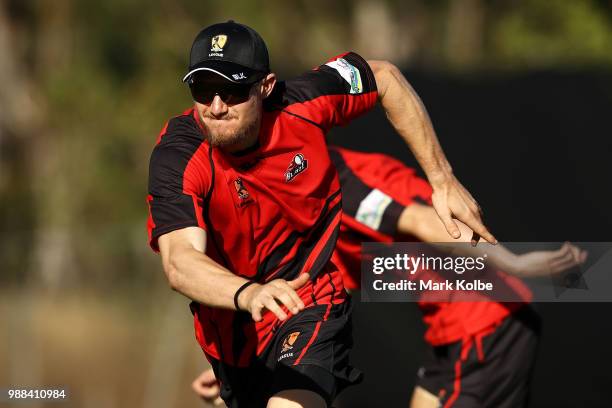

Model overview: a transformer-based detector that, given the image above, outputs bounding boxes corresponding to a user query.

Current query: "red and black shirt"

[147,53,377,365]
[329,146,532,346]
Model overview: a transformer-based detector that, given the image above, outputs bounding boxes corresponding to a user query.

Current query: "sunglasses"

[189,80,258,105]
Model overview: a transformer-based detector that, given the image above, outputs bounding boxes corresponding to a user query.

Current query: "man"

[147,20,495,408]
[192,147,586,407]
[327,146,586,407]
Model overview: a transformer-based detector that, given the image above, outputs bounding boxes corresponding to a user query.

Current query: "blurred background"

[1,0,611,407]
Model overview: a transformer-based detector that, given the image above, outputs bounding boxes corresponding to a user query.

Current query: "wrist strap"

[234,280,256,311]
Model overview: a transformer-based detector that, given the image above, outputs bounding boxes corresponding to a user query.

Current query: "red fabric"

[283,93,377,130]
[147,54,377,365]
[189,110,349,364]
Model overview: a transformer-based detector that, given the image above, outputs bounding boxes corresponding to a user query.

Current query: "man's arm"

[368,60,496,246]
[158,227,307,321]
[397,203,587,277]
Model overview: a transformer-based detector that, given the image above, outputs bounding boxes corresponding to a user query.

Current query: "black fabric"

[417,306,542,408]
[148,114,206,249]
[255,189,341,282]
[186,21,269,83]
[264,52,377,112]
[269,201,341,282]
[208,298,361,408]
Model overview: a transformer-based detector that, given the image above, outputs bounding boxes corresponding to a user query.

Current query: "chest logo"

[285,154,308,182]
[234,178,250,200]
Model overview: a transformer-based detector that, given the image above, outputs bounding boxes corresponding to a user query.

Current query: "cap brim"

[182,60,263,84]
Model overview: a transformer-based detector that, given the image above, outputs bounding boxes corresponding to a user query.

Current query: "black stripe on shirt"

[255,189,341,282]
[148,114,206,244]
[264,52,376,110]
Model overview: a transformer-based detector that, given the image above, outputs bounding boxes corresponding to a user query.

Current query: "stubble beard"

[200,109,261,150]
[205,118,260,149]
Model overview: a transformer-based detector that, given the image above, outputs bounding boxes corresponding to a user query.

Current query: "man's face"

[191,73,276,151]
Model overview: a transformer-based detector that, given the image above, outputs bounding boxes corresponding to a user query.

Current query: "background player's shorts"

[208,298,361,408]
[416,305,541,408]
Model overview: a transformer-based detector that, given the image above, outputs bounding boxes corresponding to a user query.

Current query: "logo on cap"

[211,34,227,52]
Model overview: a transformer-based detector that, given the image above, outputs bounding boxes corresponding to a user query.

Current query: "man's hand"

[369,60,497,246]
[430,174,496,246]
[511,242,588,278]
[192,368,223,405]
[238,273,309,322]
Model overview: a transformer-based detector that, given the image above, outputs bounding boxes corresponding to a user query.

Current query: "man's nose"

[209,94,228,118]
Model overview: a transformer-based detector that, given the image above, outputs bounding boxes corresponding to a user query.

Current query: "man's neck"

[228,139,261,156]
[221,117,262,155]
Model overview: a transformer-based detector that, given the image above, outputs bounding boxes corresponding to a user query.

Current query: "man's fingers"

[192,378,204,394]
[550,259,578,274]
[192,369,220,400]
[566,243,586,265]
[285,285,305,311]
[579,250,588,263]
[288,273,310,290]
[461,214,496,246]
[263,297,288,321]
[251,303,263,322]
[198,368,217,385]
[272,279,305,311]
[434,205,461,240]
[198,383,220,399]
[275,291,299,314]
[556,247,575,264]
[550,245,582,272]
[553,243,570,258]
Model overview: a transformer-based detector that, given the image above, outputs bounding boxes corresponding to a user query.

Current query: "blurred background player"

[191,146,586,407]
[327,146,586,408]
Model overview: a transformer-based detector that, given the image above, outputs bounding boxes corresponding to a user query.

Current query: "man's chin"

[208,131,248,148]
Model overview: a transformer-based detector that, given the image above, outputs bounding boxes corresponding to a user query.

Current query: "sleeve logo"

[325,57,363,94]
[355,189,392,230]
[285,154,308,182]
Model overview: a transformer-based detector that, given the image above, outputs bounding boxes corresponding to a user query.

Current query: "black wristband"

[234,280,256,311]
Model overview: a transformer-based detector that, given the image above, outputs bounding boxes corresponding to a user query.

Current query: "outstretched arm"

[158,227,307,321]
[369,60,495,246]
[398,203,587,277]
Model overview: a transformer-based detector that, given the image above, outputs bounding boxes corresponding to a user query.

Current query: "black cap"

[183,20,270,84]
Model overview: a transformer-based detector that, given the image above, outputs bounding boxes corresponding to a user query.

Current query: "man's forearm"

[399,204,518,273]
[165,246,252,310]
[371,60,453,185]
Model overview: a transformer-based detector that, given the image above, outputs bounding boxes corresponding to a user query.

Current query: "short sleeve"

[328,147,403,238]
[147,115,210,252]
[274,52,378,130]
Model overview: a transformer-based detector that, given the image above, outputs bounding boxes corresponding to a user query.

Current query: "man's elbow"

[163,254,184,292]
[368,59,396,74]
[368,60,401,96]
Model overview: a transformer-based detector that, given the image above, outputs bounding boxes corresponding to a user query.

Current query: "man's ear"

[261,73,276,99]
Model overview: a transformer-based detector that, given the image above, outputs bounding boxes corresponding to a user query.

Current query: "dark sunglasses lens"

[190,81,253,104]
[190,82,216,104]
